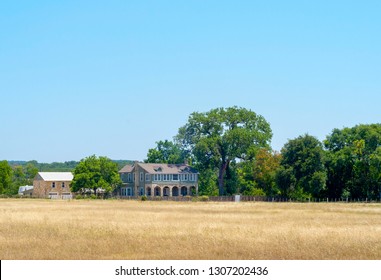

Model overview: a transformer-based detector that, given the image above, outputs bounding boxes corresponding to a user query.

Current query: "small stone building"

[18,185,34,197]
[119,162,199,197]
[33,172,73,199]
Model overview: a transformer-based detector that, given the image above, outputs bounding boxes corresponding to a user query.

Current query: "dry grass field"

[0,199,380,260]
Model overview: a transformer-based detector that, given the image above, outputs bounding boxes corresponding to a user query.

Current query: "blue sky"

[1,0,380,162]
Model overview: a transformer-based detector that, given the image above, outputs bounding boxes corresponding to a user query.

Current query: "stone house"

[33,172,73,199]
[119,162,199,197]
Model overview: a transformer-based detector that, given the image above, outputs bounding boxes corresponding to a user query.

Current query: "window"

[127,188,132,196]
[121,188,126,196]
[62,182,65,188]
[140,187,144,196]
[173,174,179,181]
[154,174,158,181]
[51,182,56,188]
[127,173,132,182]
[140,172,143,182]
[145,174,150,182]
[184,174,188,181]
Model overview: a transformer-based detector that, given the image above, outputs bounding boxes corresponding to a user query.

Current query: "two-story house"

[119,162,198,197]
[33,172,73,199]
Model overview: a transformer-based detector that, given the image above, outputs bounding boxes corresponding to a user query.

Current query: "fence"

[49,194,73,200]
[116,195,381,203]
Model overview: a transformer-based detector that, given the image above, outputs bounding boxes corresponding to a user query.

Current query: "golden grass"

[0,199,380,260]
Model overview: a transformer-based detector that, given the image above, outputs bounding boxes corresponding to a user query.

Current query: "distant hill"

[8,160,135,172]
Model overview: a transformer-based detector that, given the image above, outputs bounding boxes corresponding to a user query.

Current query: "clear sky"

[1,0,380,162]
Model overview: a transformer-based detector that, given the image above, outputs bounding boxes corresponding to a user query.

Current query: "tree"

[0,161,13,194]
[176,107,272,195]
[324,124,381,199]
[145,140,187,164]
[238,148,281,196]
[277,134,327,199]
[71,155,121,196]
[25,163,38,181]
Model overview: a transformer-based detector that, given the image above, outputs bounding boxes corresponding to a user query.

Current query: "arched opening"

[181,186,188,196]
[146,187,152,196]
[172,186,179,197]
[163,186,170,197]
[154,186,161,197]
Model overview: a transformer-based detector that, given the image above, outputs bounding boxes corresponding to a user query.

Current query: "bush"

[243,186,266,197]
[89,194,97,200]
[199,195,209,201]
[191,196,209,202]
[75,194,83,199]
[140,195,147,201]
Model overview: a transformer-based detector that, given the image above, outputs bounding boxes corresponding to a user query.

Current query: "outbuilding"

[32,172,73,199]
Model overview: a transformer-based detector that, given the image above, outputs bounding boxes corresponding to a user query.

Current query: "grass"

[0,199,380,260]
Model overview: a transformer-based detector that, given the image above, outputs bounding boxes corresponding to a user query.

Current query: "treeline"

[9,160,79,172]
[0,161,38,195]
[145,107,381,200]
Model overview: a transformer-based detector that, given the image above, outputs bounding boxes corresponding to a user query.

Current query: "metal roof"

[37,172,73,181]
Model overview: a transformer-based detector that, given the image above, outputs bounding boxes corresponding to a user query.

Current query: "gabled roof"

[119,164,134,173]
[119,163,198,174]
[36,172,73,181]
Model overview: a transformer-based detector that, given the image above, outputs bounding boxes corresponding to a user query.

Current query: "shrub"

[140,195,147,201]
[89,194,97,200]
[199,195,209,201]
[191,196,209,202]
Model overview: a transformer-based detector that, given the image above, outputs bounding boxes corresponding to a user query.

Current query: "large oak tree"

[176,107,272,195]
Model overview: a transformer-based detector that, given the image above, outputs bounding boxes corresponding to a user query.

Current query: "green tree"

[8,166,27,195]
[196,166,219,196]
[145,140,187,164]
[71,155,121,196]
[176,107,272,195]
[277,134,327,199]
[0,160,13,194]
[238,148,281,196]
[25,163,38,181]
[324,124,381,199]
